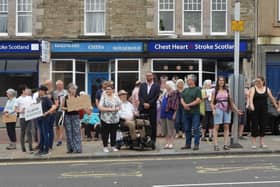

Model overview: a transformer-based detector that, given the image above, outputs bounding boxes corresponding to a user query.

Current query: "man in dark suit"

[138,72,160,143]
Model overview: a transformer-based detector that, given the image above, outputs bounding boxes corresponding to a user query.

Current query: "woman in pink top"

[211,76,241,151]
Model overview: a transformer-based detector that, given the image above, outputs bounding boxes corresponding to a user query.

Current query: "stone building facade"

[0,0,256,108]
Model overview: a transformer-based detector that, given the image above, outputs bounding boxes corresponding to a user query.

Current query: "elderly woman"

[175,79,185,139]
[3,89,17,150]
[160,81,180,149]
[62,83,82,153]
[98,84,121,153]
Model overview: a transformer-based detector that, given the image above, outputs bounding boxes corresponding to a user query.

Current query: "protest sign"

[25,103,43,121]
[2,114,17,123]
[67,95,92,112]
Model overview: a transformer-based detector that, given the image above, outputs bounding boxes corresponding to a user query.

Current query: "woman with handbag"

[98,84,121,153]
[3,89,17,150]
[62,83,82,154]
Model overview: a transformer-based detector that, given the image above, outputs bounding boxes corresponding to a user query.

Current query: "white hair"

[203,79,212,86]
[176,79,184,86]
[166,80,176,91]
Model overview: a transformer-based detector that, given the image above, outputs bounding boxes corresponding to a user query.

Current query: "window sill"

[210,32,227,36]
[16,33,32,36]
[182,32,203,36]
[84,33,106,36]
[0,33,8,37]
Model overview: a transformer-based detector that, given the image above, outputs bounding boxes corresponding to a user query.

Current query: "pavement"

[1,154,280,187]
[1,128,280,162]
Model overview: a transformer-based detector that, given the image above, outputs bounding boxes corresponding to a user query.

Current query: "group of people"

[3,72,280,155]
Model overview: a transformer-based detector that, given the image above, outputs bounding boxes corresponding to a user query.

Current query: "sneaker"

[214,145,220,151]
[56,141,62,146]
[193,145,199,151]
[201,137,207,141]
[251,145,257,149]
[208,137,213,142]
[112,147,119,152]
[168,144,173,149]
[164,144,169,149]
[103,147,110,153]
[223,145,230,150]
[6,144,16,150]
[260,144,267,149]
[181,145,191,150]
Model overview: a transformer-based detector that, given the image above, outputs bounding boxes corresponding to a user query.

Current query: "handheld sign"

[2,114,17,123]
[25,103,43,121]
[67,95,92,112]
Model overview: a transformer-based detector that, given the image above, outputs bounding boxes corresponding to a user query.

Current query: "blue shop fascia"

[0,41,41,110]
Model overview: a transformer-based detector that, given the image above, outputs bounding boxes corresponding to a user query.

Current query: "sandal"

[214,145,220,151]
[223,145,230,150]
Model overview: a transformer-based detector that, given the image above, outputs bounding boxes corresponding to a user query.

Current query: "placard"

[67,95,92,112]
[25,103,43,121]
[2,114,17,123]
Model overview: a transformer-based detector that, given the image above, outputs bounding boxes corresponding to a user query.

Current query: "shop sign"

[51,42,143,53]
[148,41,248,53]
[0,42,40,53]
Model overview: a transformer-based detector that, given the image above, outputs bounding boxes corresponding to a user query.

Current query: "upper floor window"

[16,0,32,36]
[158,0,175,34]
[278,0,280,21]
[85,0,106,35]
[183,0,202,35]
[0,0,8,35]
[211,0,227,35]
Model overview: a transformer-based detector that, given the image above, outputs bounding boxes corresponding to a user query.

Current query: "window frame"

[0,0,8,36]
[158,0,176,35]
[84,0,106,36]
[210,0,227,36]
[182,0,203,36]
[16,0,32,36]
[278,0,280,22]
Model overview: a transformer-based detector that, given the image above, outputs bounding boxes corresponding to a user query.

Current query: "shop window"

[117,73,138,95]
[0,60,5,71]
[76,61,86,72]
[16,0,32,36]
[0,0,8,35]
[202,73,215,83]
[202,60,216,72]
[183,0,202,35]
[76,73,85,92]
[118,60,138,71]
[158,0,175,34]
[85,0,106,35]
[6,60,37,72]
[153,59,199,72]
[52,73,73,90]
[211,0,227,35]
[52,60,73,71]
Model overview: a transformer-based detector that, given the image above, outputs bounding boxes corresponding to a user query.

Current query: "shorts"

[238,111,246,125]
[161,118,175,137]
[213,108,232,125]
[55,111,63,127]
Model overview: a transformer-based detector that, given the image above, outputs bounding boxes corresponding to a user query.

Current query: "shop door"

[88,72,109,106]
[266,63,280,96]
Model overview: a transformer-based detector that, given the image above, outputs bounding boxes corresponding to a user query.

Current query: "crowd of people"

[2,73,280,155]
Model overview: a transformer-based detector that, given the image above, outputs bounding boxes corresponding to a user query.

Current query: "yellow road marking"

[0,154,279,166]
[197,163,280,174]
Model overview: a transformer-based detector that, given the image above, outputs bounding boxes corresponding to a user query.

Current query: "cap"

[39,85,48,92]
[118,90,128,96]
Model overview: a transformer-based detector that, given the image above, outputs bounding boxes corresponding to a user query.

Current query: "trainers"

[260,144,267,149]
[193,145,199,151]
[223,145,230,150]
[181,145,191,150]
[103,147,110,153]
[168,144,174,149]
[208,137,213,142]
[56,141,62,146]
[251,145,257,149]
[214,145,220,151]
[112,147,119,152]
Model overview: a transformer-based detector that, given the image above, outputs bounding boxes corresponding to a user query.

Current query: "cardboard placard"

[25,102,43,121]
[67,95,92,112]
[2,114,17,123]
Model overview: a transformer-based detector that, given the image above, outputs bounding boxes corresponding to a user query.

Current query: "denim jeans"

[175,105,185,133]
[38,115,51,153]
[184,113,200,146]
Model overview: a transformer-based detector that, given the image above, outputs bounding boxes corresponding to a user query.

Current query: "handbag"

[58,111,65,126]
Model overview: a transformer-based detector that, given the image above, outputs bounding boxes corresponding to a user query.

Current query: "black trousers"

[101,121,118,147]
[85,124,92,138]
[141,108,157,142]
[6,122,16,143]
[251,108,267,137]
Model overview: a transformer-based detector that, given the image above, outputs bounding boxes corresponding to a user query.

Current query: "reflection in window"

[183,0,202,34]
[159,0,175,33]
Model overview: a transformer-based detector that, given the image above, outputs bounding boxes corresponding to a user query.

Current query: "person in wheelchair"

[118,90,138,140]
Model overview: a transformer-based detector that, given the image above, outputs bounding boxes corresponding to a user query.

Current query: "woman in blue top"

[4,89,17,150]
[81,107,100,141]
[160,81,179,149]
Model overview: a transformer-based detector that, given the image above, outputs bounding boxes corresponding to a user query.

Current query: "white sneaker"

[103,147,110,153]
[112,147,119,152]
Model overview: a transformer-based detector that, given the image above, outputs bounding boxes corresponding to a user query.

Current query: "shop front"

[0,41,40,109]
[147,40,252,87]
[50,41,143,103]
